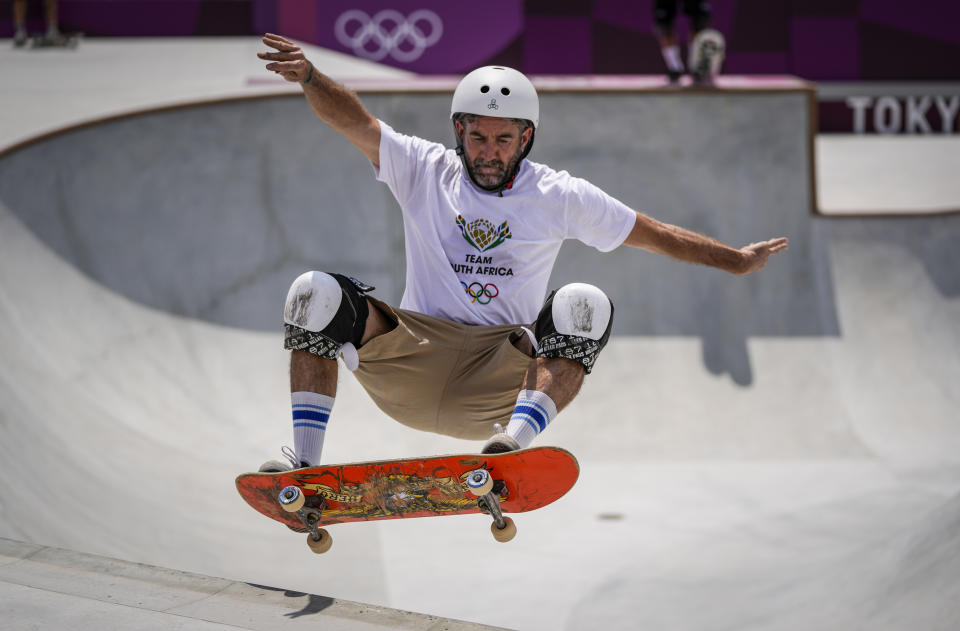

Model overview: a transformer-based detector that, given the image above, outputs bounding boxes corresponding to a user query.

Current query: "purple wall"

[5,0,960,80]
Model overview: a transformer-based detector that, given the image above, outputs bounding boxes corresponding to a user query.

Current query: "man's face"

[455,116,533,190]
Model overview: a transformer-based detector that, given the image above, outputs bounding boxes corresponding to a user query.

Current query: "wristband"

[301,61,314,84]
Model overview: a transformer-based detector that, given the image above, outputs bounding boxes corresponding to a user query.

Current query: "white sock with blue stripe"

[292,391,334,467]
[506,390,558,448]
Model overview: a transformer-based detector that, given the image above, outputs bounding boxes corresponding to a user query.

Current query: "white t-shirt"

[374,120,636,326]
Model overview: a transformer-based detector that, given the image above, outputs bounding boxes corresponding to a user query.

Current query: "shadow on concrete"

[248,584,336,618]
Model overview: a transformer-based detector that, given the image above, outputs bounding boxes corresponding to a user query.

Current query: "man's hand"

[737,237,789,275]
[258,33,312,83]
[256,32,381,166]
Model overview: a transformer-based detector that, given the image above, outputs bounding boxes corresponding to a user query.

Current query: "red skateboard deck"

[236,447,578,536]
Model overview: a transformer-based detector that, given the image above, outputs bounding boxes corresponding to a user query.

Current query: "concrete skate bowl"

[2,90,959,460]
[2,91,960,630]
[4,90,841,382]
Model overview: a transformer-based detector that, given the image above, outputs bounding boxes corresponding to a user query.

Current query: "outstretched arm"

[258,33,381,167]
[623,211,788,275]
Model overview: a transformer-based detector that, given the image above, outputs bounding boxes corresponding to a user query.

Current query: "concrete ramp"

[0,538,506,630]
[1,81,959,630]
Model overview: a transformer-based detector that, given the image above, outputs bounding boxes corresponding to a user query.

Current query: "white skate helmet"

[450,65,539,130]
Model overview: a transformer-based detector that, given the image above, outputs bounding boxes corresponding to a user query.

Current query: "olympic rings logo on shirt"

[334,9,443,63]
[461,281,499,305]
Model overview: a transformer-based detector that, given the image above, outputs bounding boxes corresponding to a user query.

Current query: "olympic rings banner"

[30,1,960,80]
[333,9,443,64]
[261,0,523,74]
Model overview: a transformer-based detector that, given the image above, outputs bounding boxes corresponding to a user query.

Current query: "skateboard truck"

[466,469,517,542]
[278,486,333,553]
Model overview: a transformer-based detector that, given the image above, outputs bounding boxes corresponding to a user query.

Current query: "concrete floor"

[0,538,506,630]
[1,37,958,631]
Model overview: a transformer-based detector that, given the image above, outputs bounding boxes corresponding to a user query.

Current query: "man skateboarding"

[256,33,787,473]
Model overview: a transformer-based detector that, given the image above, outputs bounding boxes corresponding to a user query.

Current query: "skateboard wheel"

[466,469,494,496]
[491,516,517,543]
[278,486,305,512]
[307,529,332,554]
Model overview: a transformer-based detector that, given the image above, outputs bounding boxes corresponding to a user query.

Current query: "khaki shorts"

[354,298,534,440]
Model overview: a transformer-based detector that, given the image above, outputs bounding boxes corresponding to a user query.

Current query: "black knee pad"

[283,271,374,360]
[534,284,614,375]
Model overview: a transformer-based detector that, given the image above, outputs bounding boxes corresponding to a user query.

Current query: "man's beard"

[466,150,523,190]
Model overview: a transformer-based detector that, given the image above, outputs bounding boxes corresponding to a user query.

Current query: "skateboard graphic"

[689,29,726,85]
[236,446,579,553]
